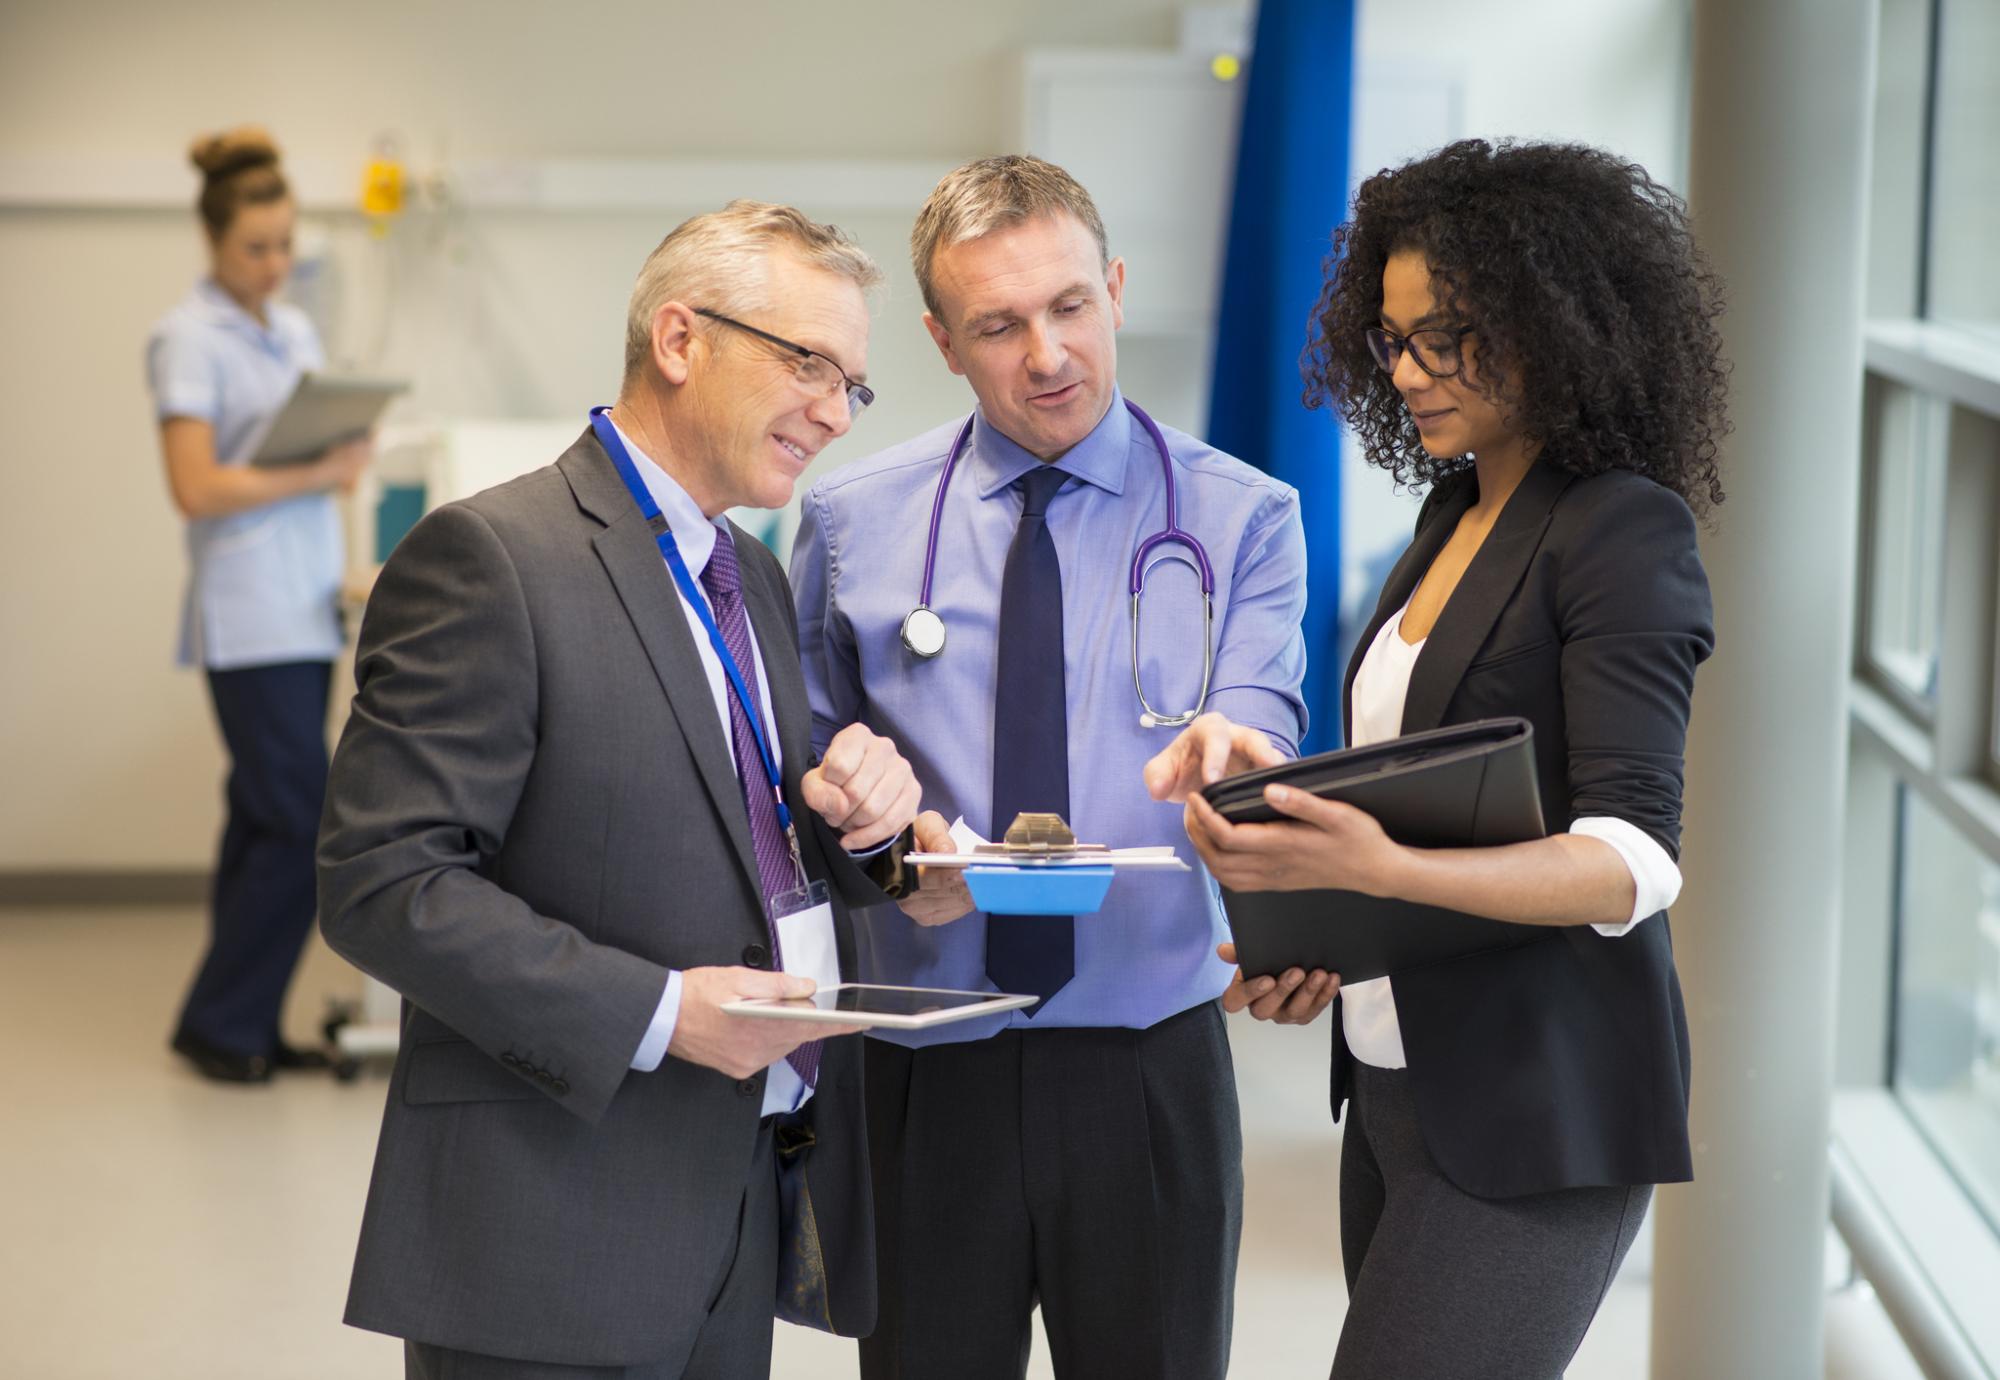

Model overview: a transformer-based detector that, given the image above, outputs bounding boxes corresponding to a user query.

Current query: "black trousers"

[173,659,331,1057]
[860,999,1242,1380]
[404,1117,782,1380]
[1332,1062,1651,1380]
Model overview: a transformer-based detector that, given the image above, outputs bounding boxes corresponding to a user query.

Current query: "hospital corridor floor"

[0,903,1919,1379]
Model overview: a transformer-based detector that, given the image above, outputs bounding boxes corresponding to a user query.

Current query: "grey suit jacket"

[317,428,886,1365]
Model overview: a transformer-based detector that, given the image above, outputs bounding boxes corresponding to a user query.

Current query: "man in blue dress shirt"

[791,156,1309,1380]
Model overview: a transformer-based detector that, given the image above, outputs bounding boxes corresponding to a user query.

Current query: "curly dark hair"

[1303,139,1728,516]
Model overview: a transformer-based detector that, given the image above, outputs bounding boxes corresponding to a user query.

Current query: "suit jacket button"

[738,1078,759,1096]
[501,1052,520,1068]
[535,1068,551,1082]
[742,943,770,969]
[551,1078,570,1096]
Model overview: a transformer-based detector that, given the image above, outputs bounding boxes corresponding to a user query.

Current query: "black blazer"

[1331,458,1714,1198]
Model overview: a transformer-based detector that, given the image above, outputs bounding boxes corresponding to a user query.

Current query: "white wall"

[1342,0,1690,634]
[0,0,1189,872]
[0,0,1689,872]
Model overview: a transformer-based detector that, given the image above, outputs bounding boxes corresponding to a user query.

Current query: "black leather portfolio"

[1200,717,1553,984]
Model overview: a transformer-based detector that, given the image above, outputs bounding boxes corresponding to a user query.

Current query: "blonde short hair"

[909,155,1110,320]
[623,200,882,382]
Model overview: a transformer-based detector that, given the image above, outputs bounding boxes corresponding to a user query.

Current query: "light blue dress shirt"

[792,390,1309,1047]
[611,422,811,1117]
[145,279,344,670]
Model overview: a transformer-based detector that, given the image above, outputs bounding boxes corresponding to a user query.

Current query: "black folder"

[1199,717,1552,984]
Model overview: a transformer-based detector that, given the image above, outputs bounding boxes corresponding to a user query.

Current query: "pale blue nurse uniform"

[145,278,344,670]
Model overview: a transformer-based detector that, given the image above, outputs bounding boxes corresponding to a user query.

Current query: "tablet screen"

[773,986,1013,1017]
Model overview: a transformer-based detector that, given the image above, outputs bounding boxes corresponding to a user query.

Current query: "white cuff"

[629,969,684,1071]
[1569,816,1683,937]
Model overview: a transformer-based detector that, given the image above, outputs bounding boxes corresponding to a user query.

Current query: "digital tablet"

[249,372,408,466]
[722,984,1036,1029]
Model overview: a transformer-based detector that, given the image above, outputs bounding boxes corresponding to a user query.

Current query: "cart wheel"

[322,1001,359,1046]
[333,1056,364,1083]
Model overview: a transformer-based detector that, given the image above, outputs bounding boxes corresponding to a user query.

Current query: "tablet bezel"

[721,983,1036,1029]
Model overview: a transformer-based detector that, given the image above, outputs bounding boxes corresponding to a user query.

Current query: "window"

[1863,384,1948,709]
[1893,786,2000,1230]
[1926,0,2000,341]
[1840,0,2000,1354]
[1866,0,1931,319]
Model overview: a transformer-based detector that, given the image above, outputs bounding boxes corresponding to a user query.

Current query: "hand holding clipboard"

[1189,718,1552,984]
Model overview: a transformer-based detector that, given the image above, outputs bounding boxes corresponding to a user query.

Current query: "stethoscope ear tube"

[906,400,1216,727]
[1131,588,1214,729]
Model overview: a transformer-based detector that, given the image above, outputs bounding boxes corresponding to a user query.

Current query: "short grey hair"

[623,200,882,382]
[910,155,1110,320]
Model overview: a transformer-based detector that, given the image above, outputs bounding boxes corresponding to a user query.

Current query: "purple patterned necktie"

[700,528,821,1087]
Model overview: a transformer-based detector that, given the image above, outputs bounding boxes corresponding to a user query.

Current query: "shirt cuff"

[629,968,684,1071]
[1569,816,1683,936]
[1201,686,1304,759]
[846,835,897,859]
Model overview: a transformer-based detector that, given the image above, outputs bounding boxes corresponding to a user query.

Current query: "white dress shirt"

[613,422,810,1117]
[1340,602,1685,1069]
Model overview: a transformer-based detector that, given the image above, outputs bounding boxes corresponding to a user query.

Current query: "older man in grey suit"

[319,201,952,1380]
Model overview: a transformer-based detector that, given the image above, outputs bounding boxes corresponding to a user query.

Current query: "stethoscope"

[900,398,1215,729]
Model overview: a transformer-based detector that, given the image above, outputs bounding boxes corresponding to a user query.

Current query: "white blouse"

[1339,603,1686,1069]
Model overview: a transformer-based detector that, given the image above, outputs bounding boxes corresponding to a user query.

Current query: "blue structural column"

[1206,0,1357,751]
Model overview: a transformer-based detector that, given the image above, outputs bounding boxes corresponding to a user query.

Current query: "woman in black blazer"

[1145,140,1727,1377]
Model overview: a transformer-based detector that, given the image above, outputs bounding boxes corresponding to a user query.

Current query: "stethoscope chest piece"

[901,604,947,659]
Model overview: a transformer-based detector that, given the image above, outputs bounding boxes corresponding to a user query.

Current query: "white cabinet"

[1018,49,1245,338]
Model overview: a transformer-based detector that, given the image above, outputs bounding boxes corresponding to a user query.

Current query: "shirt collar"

[970,386,1132,500]
[609,418,719,579]
[192,278,281,341]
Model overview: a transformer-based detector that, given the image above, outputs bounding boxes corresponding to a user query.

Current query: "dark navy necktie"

[986,465,1074,1010]
[700,528,820,1086]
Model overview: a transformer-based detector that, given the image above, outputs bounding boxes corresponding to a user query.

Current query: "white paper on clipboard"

[906,817,1190,871]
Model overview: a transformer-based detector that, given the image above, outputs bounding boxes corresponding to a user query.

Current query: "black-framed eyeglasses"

[1364,324,1475,380]
[694,308,875,419]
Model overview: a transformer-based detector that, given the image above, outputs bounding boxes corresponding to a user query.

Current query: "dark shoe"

[171,1029,273,1084]
[272,1039,333,1072]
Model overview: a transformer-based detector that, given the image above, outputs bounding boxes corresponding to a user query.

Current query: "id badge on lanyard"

[771,878,840,994]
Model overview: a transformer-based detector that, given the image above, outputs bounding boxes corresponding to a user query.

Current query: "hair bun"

[189,126,281,181]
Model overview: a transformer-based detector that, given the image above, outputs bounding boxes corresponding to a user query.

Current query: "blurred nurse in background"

[147,125,370,1084]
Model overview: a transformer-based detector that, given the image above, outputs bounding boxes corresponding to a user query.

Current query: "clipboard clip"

[972,812,1112,858]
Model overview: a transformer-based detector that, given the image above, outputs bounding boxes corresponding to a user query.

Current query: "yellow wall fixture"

[360,136,406,235]
[1210,53,1241,83]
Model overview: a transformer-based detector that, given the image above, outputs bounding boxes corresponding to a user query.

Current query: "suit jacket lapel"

[1343,473,1474,743]
[561,433,762,895]
[1400,460,1575,735]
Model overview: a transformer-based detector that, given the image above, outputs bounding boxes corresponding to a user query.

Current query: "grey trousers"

[1332,1062,1651,1380]
[859,999,1244,1380]
[404,1117,780,1380]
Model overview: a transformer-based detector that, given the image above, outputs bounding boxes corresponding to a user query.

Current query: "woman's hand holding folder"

[1216,941,1339,1025]
[1184,784,1404,897]
[1175,715,1641,934]
[1148,714,1355,1025]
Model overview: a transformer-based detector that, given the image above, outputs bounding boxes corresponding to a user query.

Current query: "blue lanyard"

[589,407,797,840]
